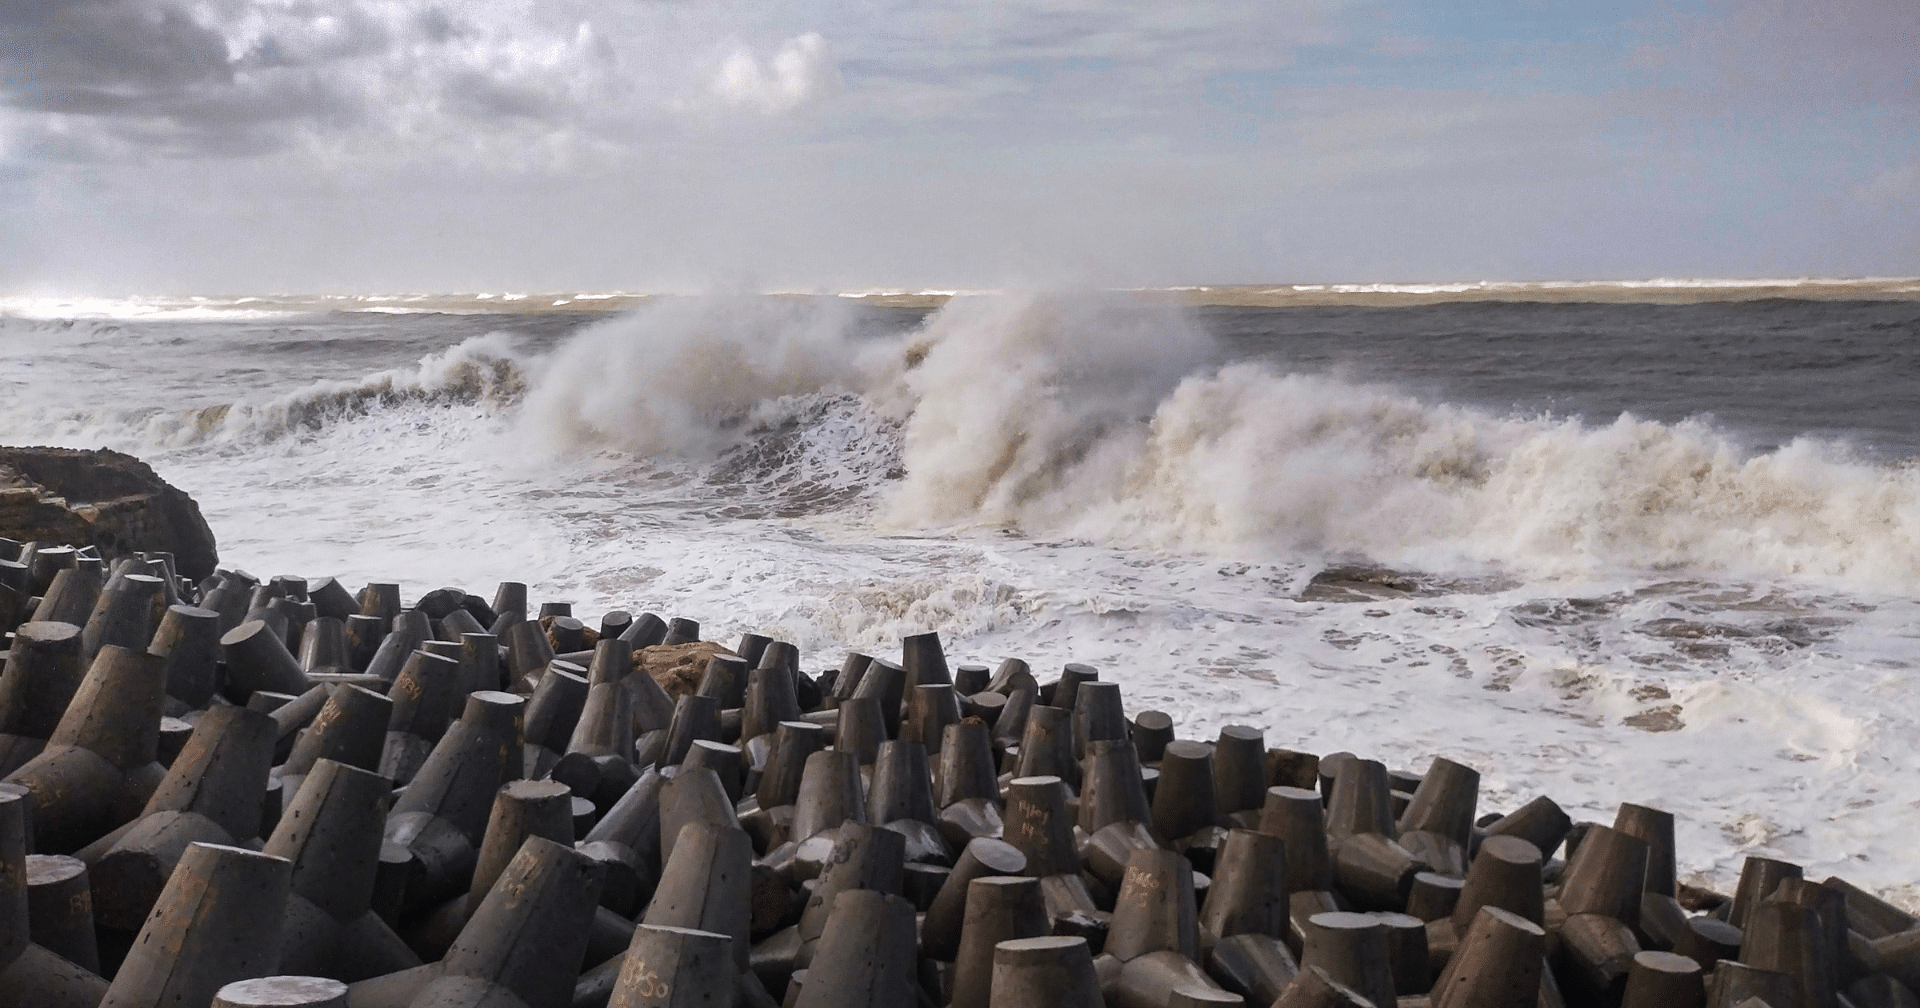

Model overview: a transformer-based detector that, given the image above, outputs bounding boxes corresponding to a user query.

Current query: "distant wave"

[3,330,531,448]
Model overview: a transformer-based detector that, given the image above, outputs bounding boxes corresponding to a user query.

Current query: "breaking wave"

[516,290,1920,587]
[14,292,1920,588]
[6,331,532,449]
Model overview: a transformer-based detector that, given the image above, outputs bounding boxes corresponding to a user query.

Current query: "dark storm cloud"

[0,0,234,113]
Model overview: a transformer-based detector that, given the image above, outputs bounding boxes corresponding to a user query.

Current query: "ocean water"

[6,285,1920,899]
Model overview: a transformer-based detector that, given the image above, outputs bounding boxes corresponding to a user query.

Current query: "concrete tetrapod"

[384,690,526,911]
[791,749,865,843]
[790,889,918,1008]
[1429,906,1545,1008]
[267,759,421,982]
[6,643,169,853]
[407,778,576,962]
[405,835,606,1008]
[277,683,392,806]
[101,841,293,1008]
[81,704,278,931]
[1079,737,1153,835]
[1740,898,1837,1008]
[81,572,165,665]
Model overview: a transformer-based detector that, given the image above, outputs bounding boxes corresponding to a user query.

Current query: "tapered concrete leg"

[0,622,86,777]
[151,604,222,710]
[791,889,918,1008]
[791,750,865,842]
[1613,804,1676,899]
[1152,741,1219,842]
[1211,726,1266,819]
[923,837,1029,961]
[794,824,906,957]
[658,766,739,866]
[1554,913,1639,1005]
[743,669,803,748]
[831,697,885,767]
[385,691,526,910]
[1299,912,1396,1008]
[868,739,937,827]
[608,925,734,1008]
[1407,873,1464,923]
[1741,898,1836,1008]
[1483,797,1571,863]
[101,842,293,1008]
[432,836,605,1008]
[1730,856,1803,932]
[848,659,905,741]
[1200,829,1287,955]
[1003,775,1079,878]
[1326,759,1395,841]
[756,722,826,810]
[993,935,1105,1008]
[904,684,960,755]
[950,876,1049,1008]
[82,573,165,665]
[1621,950,1704,1008]
[25,853,99,972]
[644,822,753,970]
[223,619,315,699]
[1428,906,1544,1008]
[1015,706,1077,786]
[1108,848,1200,961]
[663,695,720,768]
[1452,836,1543,933]
[284,684,392,781]
[1079,738,1152,834]
[1556,824,1649,929]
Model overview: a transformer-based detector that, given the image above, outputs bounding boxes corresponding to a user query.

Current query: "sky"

[0,0,1914,293]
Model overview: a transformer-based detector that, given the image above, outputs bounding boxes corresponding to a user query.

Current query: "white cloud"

[709,33,839,115]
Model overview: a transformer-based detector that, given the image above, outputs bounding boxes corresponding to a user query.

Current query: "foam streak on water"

[5,290,1920,902]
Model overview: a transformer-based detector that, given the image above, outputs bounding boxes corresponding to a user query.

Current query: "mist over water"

[7,289,1920,898]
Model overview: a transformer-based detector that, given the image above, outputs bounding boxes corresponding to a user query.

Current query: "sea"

[5,278,1920,899]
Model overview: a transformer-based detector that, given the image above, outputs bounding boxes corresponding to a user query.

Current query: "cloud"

[709,33,839,115]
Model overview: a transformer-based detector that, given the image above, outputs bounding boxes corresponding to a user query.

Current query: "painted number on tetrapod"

[626,959,670,1001]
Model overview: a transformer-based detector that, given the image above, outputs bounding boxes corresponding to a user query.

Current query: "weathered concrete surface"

[0,447,217,580]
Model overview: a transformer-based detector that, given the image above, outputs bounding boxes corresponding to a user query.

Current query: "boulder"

[639,641,736,699]
[0,447,218,580]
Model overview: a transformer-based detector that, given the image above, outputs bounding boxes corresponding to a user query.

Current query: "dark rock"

[0,447,217,581]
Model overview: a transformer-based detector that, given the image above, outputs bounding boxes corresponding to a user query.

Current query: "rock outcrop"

[0,447,218,580]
